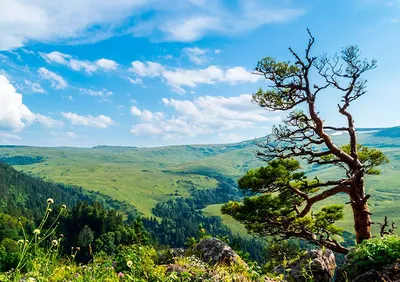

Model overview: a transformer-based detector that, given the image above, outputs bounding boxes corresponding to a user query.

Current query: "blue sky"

[0,0,399,147]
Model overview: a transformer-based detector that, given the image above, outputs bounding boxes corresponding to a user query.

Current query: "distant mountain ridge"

[373,127,400,138]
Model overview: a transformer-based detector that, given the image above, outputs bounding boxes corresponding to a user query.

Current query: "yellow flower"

[33,229,41,235]
[126,260,133,268]
[17,239,24,245]
[47,198,54,204]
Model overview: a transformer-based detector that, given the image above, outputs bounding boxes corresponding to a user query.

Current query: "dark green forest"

[0,162,268,272]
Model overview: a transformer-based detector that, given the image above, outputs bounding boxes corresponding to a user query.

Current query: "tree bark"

[350,176,372,243]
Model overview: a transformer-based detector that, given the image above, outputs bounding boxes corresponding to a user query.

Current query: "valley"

[1,128,399,236]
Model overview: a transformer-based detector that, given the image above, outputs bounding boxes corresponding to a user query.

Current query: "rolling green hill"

[0,128,399,235]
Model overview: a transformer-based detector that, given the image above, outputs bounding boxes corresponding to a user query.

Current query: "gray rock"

[352,262,400,282]
[193,237,246,267]
[166,264,187,274]
[285,249,336,282]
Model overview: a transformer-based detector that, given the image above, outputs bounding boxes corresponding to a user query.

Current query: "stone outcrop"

[351,261,400,282]
[281,249,336,282]
[193,237,246,267]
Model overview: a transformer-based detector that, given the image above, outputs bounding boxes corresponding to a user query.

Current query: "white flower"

[126,260,133,268]
[61,204,67,209]
[52,239,58,246]
[47,198,54,204]
[33,229,41,235]
[47,208,52,212]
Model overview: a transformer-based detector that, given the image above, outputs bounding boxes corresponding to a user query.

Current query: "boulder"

[284,249,336,282]
[193,237,246,267]
[352,261,400,282]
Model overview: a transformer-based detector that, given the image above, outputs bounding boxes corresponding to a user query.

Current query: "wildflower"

[74,273,79,278]
[33,229,41,235]
[61,204,67,209]
[47,198,54,204]
[126,260,133,268]
[59,234,64,238]
[17,239,24,245]
[52,239,58,246]
[47,208,52,212]
[117,272,124,277]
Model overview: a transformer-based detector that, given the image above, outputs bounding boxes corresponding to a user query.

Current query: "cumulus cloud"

[130,94,280,139]
[0,0,304,50]
[129,61,260,93]
[38,67,68,89]
[62,112,115,128]
[95,58,119,70]
[0,74,62,132]
[40,51,118,74]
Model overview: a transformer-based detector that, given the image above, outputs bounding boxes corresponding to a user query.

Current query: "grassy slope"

[0,146,220,216]
[1,130,399,235]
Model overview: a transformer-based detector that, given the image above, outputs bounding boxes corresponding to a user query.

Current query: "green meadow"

[1,129,399,235]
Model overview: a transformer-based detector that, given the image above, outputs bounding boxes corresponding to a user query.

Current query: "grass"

[203,204,250,237]
[0,146,218,216]
[1,131,399,234]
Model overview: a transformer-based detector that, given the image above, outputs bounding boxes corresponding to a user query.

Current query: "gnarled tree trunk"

[350,175,372,243]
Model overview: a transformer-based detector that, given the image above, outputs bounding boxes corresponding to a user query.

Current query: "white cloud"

[395,120,400,126]
[0,0,150,50]
[96,58,119,70]
[80,88,113,98]
[24,79,46,94]
[129,61,164,77]
[0,74,62,131]
[138,1,304,42]
[225,67,259,84]
[0,54,9,62]
[62,112,115,128]
[128,77,143,85]
[66,131,77,138]
[214,49,221,54]
[35,114,64,128]
[129,61,260,93]
[0,74,35,131]
[131,106,142,116]
[182,47,209,65]
[40,51,118,74]
[0,131,22,140]
[38,67,68,89]
[0,0,303,50]
[131,94,280,139]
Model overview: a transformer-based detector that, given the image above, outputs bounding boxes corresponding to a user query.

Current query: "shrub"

[341,235,400,279]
